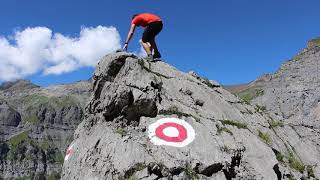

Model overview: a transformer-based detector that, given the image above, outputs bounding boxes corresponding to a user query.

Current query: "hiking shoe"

[151,58,162,62]
[145,54,154,61]
[153,51,162,59]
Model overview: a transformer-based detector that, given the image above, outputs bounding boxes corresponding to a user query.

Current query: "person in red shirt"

[123,13,163,60]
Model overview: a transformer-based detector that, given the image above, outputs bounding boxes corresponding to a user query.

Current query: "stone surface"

[61,52,301,180]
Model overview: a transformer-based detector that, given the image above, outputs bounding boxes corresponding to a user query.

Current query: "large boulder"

[61,53,300,179]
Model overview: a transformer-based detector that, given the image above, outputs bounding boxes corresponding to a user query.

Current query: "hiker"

[123,13,163,60]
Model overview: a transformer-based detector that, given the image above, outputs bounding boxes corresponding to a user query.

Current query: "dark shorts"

[142,21,163,43]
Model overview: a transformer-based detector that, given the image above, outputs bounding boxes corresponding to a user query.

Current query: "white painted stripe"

[64,144,74,161]
[148,118,195,147]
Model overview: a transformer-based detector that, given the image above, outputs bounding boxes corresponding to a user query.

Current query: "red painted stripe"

[66,148,72,156]
[155,122,188,142]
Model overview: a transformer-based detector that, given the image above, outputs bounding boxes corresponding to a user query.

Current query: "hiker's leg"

[140,39,152,55]
[150,38,159,54]
[148,41,154,54]
[151,38,161,58]
[149,21,163,58]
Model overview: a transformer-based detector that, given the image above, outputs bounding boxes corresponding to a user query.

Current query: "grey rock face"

[62,52,299,180]
[0,80,91,179]
[0,100,21,127]
[252,42,320,178]
[226,39,320,179]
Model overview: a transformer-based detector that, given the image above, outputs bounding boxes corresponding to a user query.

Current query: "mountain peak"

[0,79,39,91]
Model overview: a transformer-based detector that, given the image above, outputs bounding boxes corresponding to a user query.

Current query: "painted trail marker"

[148,118,195,147]
[64,144,74,161]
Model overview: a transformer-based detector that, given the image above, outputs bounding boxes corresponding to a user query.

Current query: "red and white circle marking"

[64,144,74,161]
[148,118,195,147]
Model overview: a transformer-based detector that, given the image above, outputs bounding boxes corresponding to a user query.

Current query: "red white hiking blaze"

[64,144,74,161]
[148,118,195,147]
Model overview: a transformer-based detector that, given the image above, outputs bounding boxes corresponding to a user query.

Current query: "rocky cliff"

[61,52,318,180]
[0,80,91,179]
[225,38,320,179]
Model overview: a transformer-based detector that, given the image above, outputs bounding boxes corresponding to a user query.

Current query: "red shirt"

[131,13,162,27]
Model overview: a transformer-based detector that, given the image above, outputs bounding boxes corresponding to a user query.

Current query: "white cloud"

[0,26,121,81]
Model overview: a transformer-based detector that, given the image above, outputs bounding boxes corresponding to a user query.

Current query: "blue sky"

[0,0,319,86]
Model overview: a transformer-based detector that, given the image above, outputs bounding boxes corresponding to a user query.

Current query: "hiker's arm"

[123,24,136,50]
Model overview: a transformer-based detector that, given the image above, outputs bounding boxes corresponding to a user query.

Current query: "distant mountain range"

[0,79,91,179]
